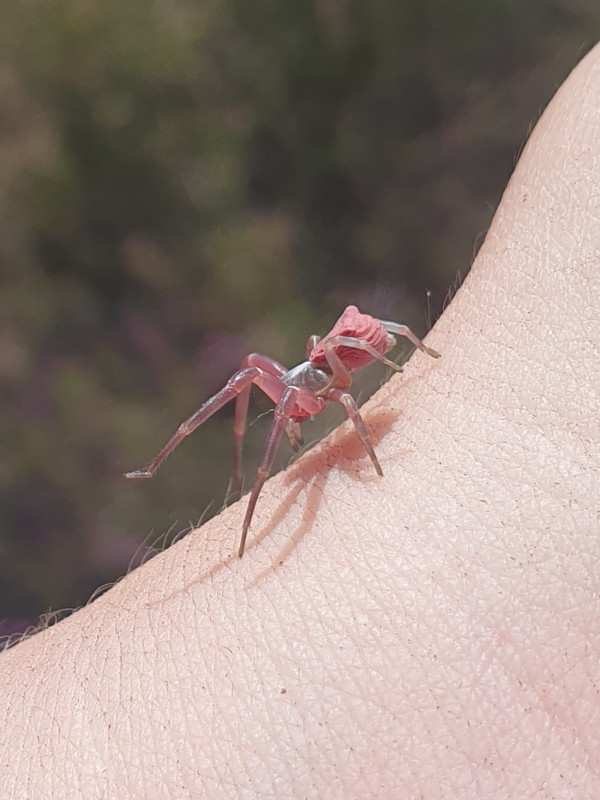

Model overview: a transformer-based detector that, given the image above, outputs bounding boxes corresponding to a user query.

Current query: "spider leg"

[318,334,403,392]
[328,388,383,477]
[233,354,287,493]
[126,366,286,481]
[239,386,300,557]
[378,319,440,359]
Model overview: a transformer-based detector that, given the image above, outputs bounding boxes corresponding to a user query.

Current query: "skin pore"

[1,43,599,800]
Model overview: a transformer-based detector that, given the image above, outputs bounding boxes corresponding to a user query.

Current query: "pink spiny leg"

[328,388,383,476]
[233,353,287,493]
[319,335,403,391]
[239,385,327,557]
[379,319,441,359]
[125,367,287,482]
[238,386,300,557]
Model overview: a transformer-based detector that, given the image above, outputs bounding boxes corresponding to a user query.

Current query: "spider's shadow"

[242,403,397,579]
[158,403,397,600]
[183,404,396,590]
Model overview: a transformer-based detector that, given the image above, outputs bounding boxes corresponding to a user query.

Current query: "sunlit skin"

[2,46,598,799]
[126,305,440,557]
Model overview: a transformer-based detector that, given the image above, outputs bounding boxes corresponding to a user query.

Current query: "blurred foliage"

[0,0,598,628]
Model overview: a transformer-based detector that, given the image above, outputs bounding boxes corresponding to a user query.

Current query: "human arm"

[1,43,600,800]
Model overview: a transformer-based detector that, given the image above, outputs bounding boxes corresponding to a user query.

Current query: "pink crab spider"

[126,305,440,557]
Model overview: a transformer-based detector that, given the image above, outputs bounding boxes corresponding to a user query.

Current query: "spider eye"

[385,333,396,353]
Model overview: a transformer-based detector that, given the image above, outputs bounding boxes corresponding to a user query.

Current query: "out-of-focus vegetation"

[0,0,598,632]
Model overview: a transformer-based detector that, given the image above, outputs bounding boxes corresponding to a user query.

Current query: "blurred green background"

[0,0,598,636]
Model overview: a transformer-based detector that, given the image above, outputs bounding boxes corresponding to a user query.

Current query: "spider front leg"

[233,353,288,493]
[125,366,286,482]
[328,388,383,476]
[379,319,441,359]
[239,386,326,557]
[238,387,300,557]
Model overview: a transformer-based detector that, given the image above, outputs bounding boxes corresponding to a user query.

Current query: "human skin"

[2,46,600,800]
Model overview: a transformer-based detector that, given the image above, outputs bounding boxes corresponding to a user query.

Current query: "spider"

[126,305,440,557]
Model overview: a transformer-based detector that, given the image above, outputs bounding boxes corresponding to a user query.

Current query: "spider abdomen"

[309,305,389,370]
